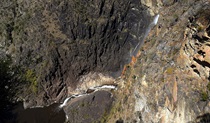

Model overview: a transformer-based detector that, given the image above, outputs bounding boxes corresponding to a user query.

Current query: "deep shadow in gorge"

[0,57,20,122]
[0,56,66,123]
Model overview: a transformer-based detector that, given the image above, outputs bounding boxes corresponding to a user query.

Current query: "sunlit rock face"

[113,0,210,123]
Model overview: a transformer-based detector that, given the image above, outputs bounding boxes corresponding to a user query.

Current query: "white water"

[59,97,72,108]
[59,84,117,108]
[89,85,117,91]
[131,14,159,56]
[59,14,159,109]
[152,14,159,26]
[65,115,69,121]
[59,94,85,108]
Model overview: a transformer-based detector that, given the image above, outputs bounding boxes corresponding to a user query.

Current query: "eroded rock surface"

[104,0,210,123]
[0,0,153,108]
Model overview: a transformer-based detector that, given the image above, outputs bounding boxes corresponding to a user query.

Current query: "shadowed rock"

[64,90,114,123]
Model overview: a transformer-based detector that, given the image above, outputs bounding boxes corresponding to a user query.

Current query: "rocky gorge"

[1,0,210,123]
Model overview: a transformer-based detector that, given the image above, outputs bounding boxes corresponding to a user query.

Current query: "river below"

[2,85,117,123]
[3,102,66,123]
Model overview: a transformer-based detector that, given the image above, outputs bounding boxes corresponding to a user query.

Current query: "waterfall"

[59,84,117,108]
[131,14,159,57]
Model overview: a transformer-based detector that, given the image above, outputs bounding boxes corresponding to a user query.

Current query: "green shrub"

[207,82,210,92]
[24,69,38,94]
[201,91,208,101]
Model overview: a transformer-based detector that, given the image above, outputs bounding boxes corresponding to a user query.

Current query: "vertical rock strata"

[0,0,152,107]
[2,0,210,123]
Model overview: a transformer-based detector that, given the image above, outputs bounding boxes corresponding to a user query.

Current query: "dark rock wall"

[0,0,152,106]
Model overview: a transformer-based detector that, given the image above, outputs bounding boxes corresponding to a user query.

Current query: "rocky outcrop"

[182,8,210,80]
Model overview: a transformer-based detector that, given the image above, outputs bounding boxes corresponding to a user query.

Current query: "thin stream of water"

[3,13,159,123]
[3,85,117,123]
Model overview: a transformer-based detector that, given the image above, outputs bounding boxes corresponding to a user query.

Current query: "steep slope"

[1,0,210,123]
[104,0,210,122]
[0,0,153,108]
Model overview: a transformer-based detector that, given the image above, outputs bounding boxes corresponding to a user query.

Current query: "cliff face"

[1,0,210,123]
[104,0,210,123]
[0,0,152,107]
